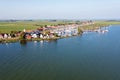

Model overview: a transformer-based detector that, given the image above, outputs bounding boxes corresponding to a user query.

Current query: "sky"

[0,0,120,20]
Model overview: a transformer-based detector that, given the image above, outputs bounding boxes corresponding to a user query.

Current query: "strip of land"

[0,20,120,43]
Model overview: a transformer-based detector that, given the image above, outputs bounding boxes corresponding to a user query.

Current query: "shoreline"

[0,22,111,44]
[0,26,109,44]
[0,34,82,44]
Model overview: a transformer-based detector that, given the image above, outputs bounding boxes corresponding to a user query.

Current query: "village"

[0,21,95,43]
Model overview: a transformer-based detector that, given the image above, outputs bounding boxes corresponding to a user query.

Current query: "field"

[80,21,120,30]
[0,20,120,33]
[0,20,68,33]
[95,21,120,25]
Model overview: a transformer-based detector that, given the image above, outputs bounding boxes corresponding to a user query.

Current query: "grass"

[1,20,120,43]
[80,23,108,31]
[95,21,120,25]
[0,22,38,33]
[0,20,120,33]
[0,21,67,33]
[0,37,19,43]
[80,21,120,31]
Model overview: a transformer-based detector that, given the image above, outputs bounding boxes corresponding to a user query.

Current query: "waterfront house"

[0,34,3,39]
[49,33,55,38]
[25,34,32,39]
[31,34,37,38]
[8,34,11,38]
[4,34,8,38]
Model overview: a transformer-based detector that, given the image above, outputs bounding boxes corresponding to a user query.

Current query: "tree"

[78,27,83,34]
[20,32,26,39]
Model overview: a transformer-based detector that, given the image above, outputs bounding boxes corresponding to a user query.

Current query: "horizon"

[0,0,120,20]
[0,19,120,21]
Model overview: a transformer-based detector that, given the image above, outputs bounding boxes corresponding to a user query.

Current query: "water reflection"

[40,40,44,48]
[20,40,27,45]
[34,41,37,43]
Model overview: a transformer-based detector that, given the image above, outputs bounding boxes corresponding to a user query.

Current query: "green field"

[95,21,120,25]
[81,21,120,30]
[0,20,120,33]
[0,21,68,33]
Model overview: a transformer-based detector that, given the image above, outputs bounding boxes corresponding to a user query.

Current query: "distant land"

[0,19,120,22]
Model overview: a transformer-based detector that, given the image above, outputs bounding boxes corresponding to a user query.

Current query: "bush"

[20,32,26,39]
[78,27,83,34]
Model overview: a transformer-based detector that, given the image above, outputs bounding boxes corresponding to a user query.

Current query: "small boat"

[101,30,109,33]
[104,30,109,32]
[95,29,109,33]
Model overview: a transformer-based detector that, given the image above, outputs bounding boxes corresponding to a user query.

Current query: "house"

[4,34,8,38]
[25,34,32,39]
[40,34,43,38]
[0,34,3,39]
[31,34,37,38]
[8,34,11,38]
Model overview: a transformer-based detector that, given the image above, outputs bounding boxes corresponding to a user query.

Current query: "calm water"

[0,25,120,80]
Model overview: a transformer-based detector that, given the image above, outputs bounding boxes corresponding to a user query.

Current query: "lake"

[0,25,120,80]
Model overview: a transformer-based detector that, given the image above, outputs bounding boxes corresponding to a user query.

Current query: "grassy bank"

[0,37,19,43]
[80,21,120,31]
[80,23,108,31]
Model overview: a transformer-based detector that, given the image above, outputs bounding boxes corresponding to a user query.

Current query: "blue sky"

[0,0,120,20]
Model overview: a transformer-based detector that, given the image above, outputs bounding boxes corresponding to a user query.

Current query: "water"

[0,25,120,80]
